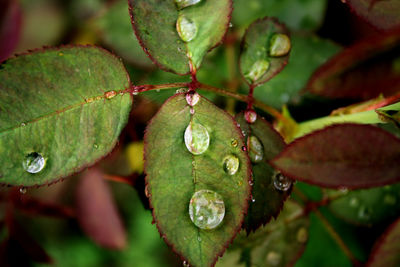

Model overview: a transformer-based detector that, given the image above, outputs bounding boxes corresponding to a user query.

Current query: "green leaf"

[129,0,232,74]
[144,93,251,267]
[240,17,291,86]
[94,0,153,67]
[253,35,341,109]
[328,183,400,226]
[235,112,290,233]
[0,46,132,186]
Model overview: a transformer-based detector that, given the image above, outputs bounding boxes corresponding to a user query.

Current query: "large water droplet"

[269,33,291,57]
[247,135,264,163]
[186,91,200,106]
[175,0,201,10]
[23,152,46,174]
[189,189,225,230]
[296,227,308,243]
[223,155,239,175]
[266,251,281,266]
[176,15,197,42]
[273,172,292,192]
[245,59,270,82]
[244,110,257,124]
[184,122,210,155]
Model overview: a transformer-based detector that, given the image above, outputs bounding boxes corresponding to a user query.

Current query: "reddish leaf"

[306,27,400,100]
[346,0,400,30]
[0,0,21,62]
[76,168,127,250]
[271,124,400,189]
[367,217,400,267]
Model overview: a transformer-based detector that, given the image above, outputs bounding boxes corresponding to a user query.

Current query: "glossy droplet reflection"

[269,33,291,57]
[189,190,225,230]
[23,152,46,174]
[184,122,210,155]
[245,59,270,82]
[223,155,239,175]
[175,0,202,10]
[186,91,200,106]
[176,15,197,42]
[247,135,264,163]
[273,172,292,192]
[244,110,257,124]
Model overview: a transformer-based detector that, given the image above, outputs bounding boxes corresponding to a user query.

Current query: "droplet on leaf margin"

[184,122,210,155]
[176,15,197,42]
[189,189,225,230]
[269,33,291,57]
[19,187,27,194]
[244,110,257,124]
[247,135,264,163]
[245,59,270,82]
[23,152,46,174]
[231,139,238,148]
[186,91,200,106]
[273,172,292,192]
[223,155,240,175]
[175,0,202,10]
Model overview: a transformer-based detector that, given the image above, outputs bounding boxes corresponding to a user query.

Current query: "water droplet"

[189,189,225,230]
[175,0,201,9]
[231,139,238,148]
[384,194,396,205]
[104,91,117,99]
[20,122,26,127]
[245,59,270,82]
[190,108,195,115]
[349,197,359,207]
[229,22,233,28]
[223,155,239,175]
[23,152,46,174]
[176,15,197,42]
[184,122,210,155]
[296,227,308,243]
[266,251,281,266]
[132,89,139,95]
[249,180,254,186]
[186,91,200,106]
[93,144,99,149]
[145,184,150,198]
[197,236,202,242]
[269,33,291,57]
[358,206,372,220]
[241,146,247,152]
[273,172,292,192]
[183,260,190,267]
[244,110,257,124]
[19,187,27,194]
[247,135,264,163]
[251,196,256,202]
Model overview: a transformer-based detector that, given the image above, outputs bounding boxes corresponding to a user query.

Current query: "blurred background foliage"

[1,0,399,266]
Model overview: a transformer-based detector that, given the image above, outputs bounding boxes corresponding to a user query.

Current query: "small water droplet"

[223,155,239,175]
[269,33,291,57]
[19,187,27,194]
[229,22,233,28]
[190,108,195,115]
[105,90,117,99]
[93,144,99,149]
[349,197,359,207]
[266,251,281,266]
[186,91,200,106]
[184,122,210,155]
[244,110,257,124]
[132,89,139,95]
[245,59,270,82]
[384,194,396,205]
[296,227,308,243]
[20,122,26,127]
[273,172,292,192]
[231,139,238,148]
[251,196,256,203]
[241,146,247,152]
[189,189,225,230]
[145,184,150,198]
[247,135,264,163]
[175,0,201,9]
[176,15,197,42]
[249,180,254,186]
[358,206,372,220]
[23,152,46,174]
[182,260,190,267]
[197,236,202,242]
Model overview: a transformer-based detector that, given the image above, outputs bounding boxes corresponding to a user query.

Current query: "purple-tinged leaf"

[0,0,22,62]
[346,0,400,31]
[306,27,400,100]
[271,124,400,189]
[76,168,127,250]
[367,217,400,267]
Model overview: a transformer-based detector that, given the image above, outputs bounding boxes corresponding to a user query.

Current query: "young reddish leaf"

[76,168,127,250]
[235,112,291,233]
[240,17,291,86]
[0,0,22,62]
[346,0,400,30]
[94,0,153,68]
[271,124,400,189]
[144,93,252,267]
[129,0,232,74]
[367,216,400,267]
[307,27,400,100]
[0,46,132,187]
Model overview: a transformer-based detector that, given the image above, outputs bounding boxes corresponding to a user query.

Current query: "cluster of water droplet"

[23,152,46,174]
[189,189,225,229]
[175,1,202,43]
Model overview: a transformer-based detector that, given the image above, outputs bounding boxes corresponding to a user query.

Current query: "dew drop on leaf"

[251,196,256,202]
[175,0,202,10]
[145,184,150,198]
[273,172,292,192]
[184,122,210,155]
[269,33,291,57]
[19,187,27,194]
[186,91,200,106]
[189,189,225,230]
[176,15,197,42]
[223,155,239,175]
[182,260,190,267]
[105,90,117,99]
[296,227,308,243]
[244,110,257,124]
[245,59,270,82]
[93,144,99,149]
[247,135,264,163]
[20,122,26,127]
[231,139,238,148]
[23,152,46,174]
